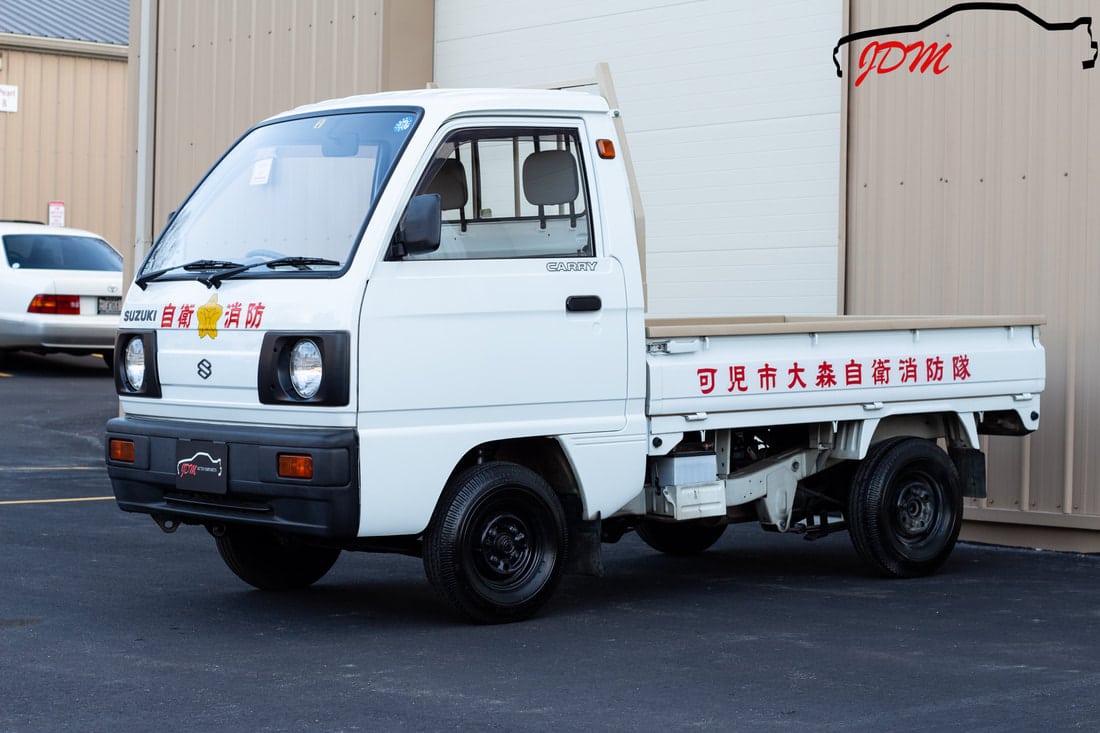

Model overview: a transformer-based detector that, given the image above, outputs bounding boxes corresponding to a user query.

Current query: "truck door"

[360,122,629,441]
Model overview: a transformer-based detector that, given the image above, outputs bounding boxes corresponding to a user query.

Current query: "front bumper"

[105,416,359,538]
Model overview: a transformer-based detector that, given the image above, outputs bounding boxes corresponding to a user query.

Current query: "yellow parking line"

[0,466,103,472]
[0,496,114,506]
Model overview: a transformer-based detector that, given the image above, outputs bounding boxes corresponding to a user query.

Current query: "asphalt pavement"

[2,352,1099,732]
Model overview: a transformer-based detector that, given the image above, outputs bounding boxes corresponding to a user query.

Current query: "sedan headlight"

[289,339,323,399]
[124,336,146,391]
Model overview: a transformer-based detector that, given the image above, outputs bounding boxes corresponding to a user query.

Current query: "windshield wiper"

[200,257,341,289]
[135,259,242,290]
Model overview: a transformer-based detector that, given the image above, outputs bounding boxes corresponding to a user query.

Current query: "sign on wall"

[48,200,65,227]
[0,84,17,112]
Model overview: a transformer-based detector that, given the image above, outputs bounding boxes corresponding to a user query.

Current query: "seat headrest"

[523,150,579,206]
[424,158,469,210]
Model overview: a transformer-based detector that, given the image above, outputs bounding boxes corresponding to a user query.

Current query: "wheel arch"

[846,411,980,460]
[440,437,583,519]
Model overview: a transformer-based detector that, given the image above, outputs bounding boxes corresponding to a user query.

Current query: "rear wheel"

[636,519,727,555]
[847,437,962,578]
[424,462,567,624]
[215,526,340,590]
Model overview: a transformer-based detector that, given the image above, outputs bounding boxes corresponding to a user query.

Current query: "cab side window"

[405,127,593,260]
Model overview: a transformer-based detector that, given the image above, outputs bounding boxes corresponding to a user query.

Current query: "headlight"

[289,339,322,399]
[257,332,348,406]
[124,337,146,391]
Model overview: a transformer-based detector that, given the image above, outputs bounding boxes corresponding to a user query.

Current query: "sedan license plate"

[175,440,228,494]
[98,296,122,315]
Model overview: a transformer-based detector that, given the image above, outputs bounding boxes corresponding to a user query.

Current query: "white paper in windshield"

[250,157,274,186]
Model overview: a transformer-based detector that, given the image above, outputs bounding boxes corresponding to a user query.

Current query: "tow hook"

[152,514,180,534]
[206,524,227,538]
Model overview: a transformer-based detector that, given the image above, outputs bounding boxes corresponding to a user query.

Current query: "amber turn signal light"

[109,439,136,463]
[278,453,314,479]
[596,139,616,159]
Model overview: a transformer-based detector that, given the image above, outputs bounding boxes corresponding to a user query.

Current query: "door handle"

[566,295,602,312]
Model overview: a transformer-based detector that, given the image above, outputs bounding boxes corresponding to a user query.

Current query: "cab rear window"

[2,234,123,271]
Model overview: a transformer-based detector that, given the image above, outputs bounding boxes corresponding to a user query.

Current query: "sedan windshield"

[141,109,420,279]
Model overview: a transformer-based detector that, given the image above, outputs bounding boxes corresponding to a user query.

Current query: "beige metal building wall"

[844,0,1100,550]
[0,39,128,248]
[136,0,433,242]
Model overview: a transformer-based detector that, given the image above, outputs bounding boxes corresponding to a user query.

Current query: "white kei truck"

[106,83,1045,623]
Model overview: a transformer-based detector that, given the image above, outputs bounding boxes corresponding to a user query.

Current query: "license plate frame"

[98,296,122,315]
[175,440,228,494]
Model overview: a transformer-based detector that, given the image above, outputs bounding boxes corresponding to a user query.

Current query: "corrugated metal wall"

[0,46,128,247]
[151,0,432,230]
[844,0,1100,547]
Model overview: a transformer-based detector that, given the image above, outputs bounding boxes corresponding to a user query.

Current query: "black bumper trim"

[106,416,360,538]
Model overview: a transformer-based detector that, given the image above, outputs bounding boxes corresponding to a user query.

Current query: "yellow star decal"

[197,295,223,339]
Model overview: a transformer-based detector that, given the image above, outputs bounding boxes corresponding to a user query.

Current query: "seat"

[424,158,468,232]
[522,149,579,229]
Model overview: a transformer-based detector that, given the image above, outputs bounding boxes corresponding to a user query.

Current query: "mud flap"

[565,516,604,576]
[950,447,987,499]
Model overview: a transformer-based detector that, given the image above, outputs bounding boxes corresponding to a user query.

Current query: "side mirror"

[400,193,442,255]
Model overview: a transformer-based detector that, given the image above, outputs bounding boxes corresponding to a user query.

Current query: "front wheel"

[424,462,567,624]
[215,526,340,590]
[847,437,963,578]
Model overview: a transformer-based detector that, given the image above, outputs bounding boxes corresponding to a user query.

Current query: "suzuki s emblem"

[197,359,213,380]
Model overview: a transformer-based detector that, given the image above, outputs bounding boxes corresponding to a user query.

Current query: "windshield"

[141,109,420,278]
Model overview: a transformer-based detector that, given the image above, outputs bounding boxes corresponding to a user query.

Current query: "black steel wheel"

[847,437,963,578]
[215,526,340,591]
[424,462,567,624]
[635,519,727,555]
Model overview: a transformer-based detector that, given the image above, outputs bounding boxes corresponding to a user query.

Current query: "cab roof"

[267,87,611,124]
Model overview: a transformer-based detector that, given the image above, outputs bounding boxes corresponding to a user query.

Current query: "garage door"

[434,0,843,317]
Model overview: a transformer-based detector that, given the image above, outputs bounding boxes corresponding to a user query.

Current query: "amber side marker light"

[596,139,616,159]
[110,439,135,463]
[278,453,314,480]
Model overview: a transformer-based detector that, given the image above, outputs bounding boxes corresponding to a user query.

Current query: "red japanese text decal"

[695,354,972,395]
[155,296,267,339]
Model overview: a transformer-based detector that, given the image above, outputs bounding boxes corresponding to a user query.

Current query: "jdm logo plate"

[175,440,228,494]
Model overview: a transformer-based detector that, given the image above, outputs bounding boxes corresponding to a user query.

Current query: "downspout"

[128,0,158,284]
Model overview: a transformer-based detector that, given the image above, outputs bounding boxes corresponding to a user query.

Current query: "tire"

[424,462,567,624]
[636,519,727,555]
[215,526,340,591]
[847,437,963,578]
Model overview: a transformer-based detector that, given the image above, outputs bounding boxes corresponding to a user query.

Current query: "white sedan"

[0,221,123,367]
